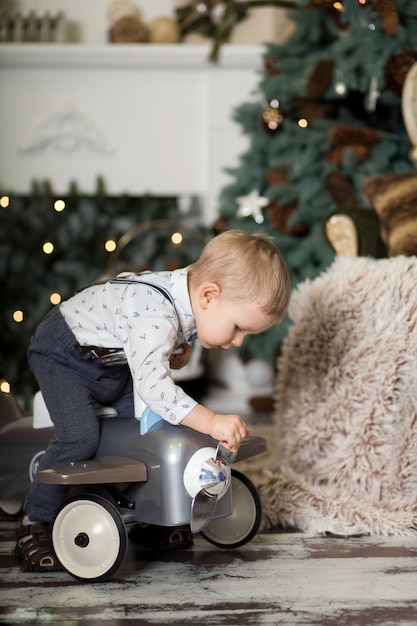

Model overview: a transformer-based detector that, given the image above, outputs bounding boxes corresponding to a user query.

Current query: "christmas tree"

[215,0,417,365]
[0,180,207,405]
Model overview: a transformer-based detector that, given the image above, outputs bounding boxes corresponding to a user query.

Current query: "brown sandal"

[15,521,62,572]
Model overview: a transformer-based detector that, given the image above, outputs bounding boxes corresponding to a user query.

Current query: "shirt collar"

[170,268,197,342]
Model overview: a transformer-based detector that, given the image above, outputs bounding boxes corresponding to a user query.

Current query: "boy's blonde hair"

[188,229,290,321]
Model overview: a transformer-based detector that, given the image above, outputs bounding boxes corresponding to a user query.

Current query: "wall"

[2,1,294,224]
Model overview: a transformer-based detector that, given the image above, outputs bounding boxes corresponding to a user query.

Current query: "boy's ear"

[199,282,221,308]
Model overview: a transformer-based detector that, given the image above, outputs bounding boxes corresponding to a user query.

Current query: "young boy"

[15,229,290,571]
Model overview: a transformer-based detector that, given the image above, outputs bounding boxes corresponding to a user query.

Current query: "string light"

[298,118,308,128]
[105,239,117,252]
[0,195,9,208]
[54,199,65,212]
[171,232,183,245]
[43,241,54,254]
[13,310,24,323]
[50,292,62,305]
[334,81,347,96]
[0,381,10,393]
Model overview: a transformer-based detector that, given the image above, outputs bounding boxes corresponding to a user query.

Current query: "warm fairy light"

[171,232,183,245]
[43,241,54,254]
[333,1,343,10]
[0,381,10,393]
[54,199,65,212]
[13,309,24,323]
[334,81,347,96]
[0,195,9,208]
[50,292,62,305]
[105,239,117,252]
[298,118,308,128]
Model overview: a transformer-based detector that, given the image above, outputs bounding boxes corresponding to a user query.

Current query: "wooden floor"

[2,390,417,625]
[2,511,417,626]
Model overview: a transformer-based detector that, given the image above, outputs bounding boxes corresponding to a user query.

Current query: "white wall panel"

[0,44,262,223]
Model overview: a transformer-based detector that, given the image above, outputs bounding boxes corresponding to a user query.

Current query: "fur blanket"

[243,255,417,536]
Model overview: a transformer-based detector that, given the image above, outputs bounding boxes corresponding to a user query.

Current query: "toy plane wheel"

[52,494,127,582]
[201,470,262,549]
[0,499,22,516]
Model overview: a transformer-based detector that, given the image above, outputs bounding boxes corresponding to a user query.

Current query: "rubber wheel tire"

[52,493,128,582]
[201,469,262,549]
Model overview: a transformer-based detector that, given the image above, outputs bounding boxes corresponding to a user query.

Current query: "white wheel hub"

[53,498,123,580]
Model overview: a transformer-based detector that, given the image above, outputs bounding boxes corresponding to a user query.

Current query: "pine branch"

[209,0,298,62]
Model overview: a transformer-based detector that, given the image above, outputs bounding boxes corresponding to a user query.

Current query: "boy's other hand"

[169,342,192,370]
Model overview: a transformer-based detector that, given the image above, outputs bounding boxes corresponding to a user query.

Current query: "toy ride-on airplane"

[0,392,267,582]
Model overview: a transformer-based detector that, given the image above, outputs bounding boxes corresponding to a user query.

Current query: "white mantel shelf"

[0,43,264,224]
[0,43,264,69]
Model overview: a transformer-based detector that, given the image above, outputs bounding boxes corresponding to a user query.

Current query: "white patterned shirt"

[60,269,198,424]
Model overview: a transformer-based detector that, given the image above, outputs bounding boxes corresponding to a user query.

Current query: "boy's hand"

[180,405,250,453]
[169,342,192,370]
[209,414,250,452]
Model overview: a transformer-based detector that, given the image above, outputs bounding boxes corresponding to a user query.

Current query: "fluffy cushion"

[362,172,417,256]
[247,256,417,536]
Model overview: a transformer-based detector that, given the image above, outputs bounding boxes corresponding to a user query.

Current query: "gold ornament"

[149,17,180,44]
[261,100,283,133]
[110,15,149,43]
[108,0,149,43]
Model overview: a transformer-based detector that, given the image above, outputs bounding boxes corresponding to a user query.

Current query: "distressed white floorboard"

[2,518,417,625]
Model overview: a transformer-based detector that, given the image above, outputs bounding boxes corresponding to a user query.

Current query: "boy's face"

[193,283,275,350]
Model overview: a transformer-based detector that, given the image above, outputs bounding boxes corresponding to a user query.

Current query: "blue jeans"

[25,306,134,522]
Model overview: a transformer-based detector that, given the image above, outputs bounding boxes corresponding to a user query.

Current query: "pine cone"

[266,167,288,186]
[264,56,279,78]
[306,58,334,100]
[268,200,308,236]
[212,217,229,236]
[296,98,338,126]
[374,0,399,36]
[324,145,371,167]
[266,168,308,235]
[384,49,417,95]
[325,171,358,207]
[328,125,380,147]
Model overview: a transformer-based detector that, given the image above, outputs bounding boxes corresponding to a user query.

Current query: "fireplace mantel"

[0,44,263,223]
[0,43,262,69]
